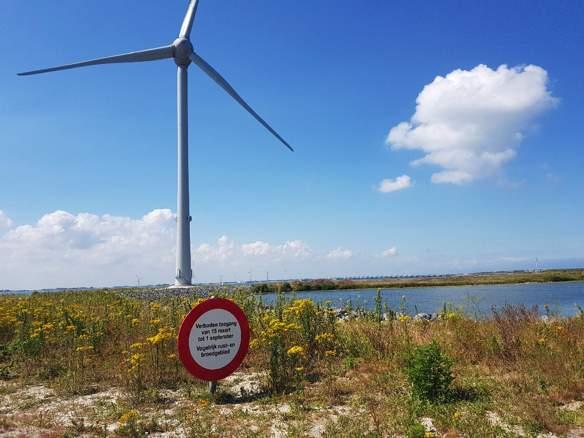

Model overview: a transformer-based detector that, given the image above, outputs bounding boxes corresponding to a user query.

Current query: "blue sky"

[1,0,583,289]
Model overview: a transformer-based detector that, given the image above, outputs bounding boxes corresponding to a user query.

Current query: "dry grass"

[1,289,583,436]
[254,269,584,293]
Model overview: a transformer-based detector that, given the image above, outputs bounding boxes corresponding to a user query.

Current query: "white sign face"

[188,308,242,370]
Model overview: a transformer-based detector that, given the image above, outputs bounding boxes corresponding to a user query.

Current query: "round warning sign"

[177,298,250,381]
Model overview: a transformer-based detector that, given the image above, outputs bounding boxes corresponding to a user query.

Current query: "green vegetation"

[250,268,584,294]
[405,341,454,403]
[0,289,583,436]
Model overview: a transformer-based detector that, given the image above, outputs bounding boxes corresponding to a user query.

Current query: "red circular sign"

[177,297,250,381]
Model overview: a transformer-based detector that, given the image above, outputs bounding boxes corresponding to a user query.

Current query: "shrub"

[406,422,426,438]
[405,341,453,403]
[250,294,338,393]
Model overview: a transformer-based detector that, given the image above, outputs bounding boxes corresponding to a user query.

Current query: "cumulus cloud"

[280,240,311,258]
[195,235,236,262]
[382,247,398,257]
[387,64,557,184]
[241,240,272,256]
[377,175,412,193]
[0,210,13,229]
[197,238,311,261]
[0,209,319,289]
[326,247,353,260]
[0,209,177,289]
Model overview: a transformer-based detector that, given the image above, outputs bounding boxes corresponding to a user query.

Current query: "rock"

[561,401,583,412]
[419,417,436,433]
[414,313,432,321]
[335,309,358,321]
[486,411,527,436]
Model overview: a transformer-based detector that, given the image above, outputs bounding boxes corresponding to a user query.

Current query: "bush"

[406,422,427,438]
[251,294,338,393]
[405,341,453,403]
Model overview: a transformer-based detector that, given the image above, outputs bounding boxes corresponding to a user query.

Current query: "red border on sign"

[177,297,250,381]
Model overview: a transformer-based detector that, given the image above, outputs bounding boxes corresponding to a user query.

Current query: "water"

[259,281,584,317]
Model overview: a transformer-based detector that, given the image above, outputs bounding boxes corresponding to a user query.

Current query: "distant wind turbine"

[18,0,294,287]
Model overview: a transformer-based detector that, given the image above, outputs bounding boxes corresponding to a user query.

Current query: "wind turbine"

[18,0,294,287]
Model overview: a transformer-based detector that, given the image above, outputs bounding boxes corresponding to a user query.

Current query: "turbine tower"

[18,0,293,287]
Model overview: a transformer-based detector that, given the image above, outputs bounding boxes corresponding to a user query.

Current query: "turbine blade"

[179,0,200,38]
[190,52,294,152]
[18,45,174,76]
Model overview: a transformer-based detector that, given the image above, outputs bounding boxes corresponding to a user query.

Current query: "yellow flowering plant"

[251,293,339,392]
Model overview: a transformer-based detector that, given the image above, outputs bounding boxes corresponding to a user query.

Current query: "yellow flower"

[149,319,161,326]
[249,339,260,349]
[130,342,144,350]
[118,410,139,426]
[131,318,140,326]
[452,411,461,420]
[284,299,314,317]
[191,298,206,308]
[295,367,304,372]
[130,353,144,367]
[287,345,305,357]
[65,325,76,333]
[75,345,94,352]
[315,333,335,344]
[325,350,336,357]
[147,327,174,345]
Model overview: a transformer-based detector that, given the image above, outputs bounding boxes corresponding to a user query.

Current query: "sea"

[259,281,584,317]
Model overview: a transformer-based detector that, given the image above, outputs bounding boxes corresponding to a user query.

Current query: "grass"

[251,268,584,293]
[0,288,583,436]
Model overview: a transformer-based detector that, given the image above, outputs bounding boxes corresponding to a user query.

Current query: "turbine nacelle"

[18,0,295,287]
[172,38,193,67]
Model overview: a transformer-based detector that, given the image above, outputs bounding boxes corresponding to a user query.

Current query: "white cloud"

[387,64,557,184]
[0,208,574,288]
[326,247,353,260]
[377,175,412,193]
[241,240,272,256]
[0,209,176,289]
[199,238,311,261]
[195,235,236,262]
[280,240,311,258]
[0,210,13,229]
[0,209,320,289]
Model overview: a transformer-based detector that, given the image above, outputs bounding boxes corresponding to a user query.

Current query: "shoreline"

[1,269,583,296]
[261,278,584,295]
[254,269,584,294]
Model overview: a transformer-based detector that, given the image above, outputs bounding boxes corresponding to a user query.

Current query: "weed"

[405,341,454,403]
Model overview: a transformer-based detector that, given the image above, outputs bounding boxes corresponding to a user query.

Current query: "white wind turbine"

[18,0,294,287]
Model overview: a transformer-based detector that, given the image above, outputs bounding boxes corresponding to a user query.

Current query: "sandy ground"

[1,375,583,437]
[0,373,354,437]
